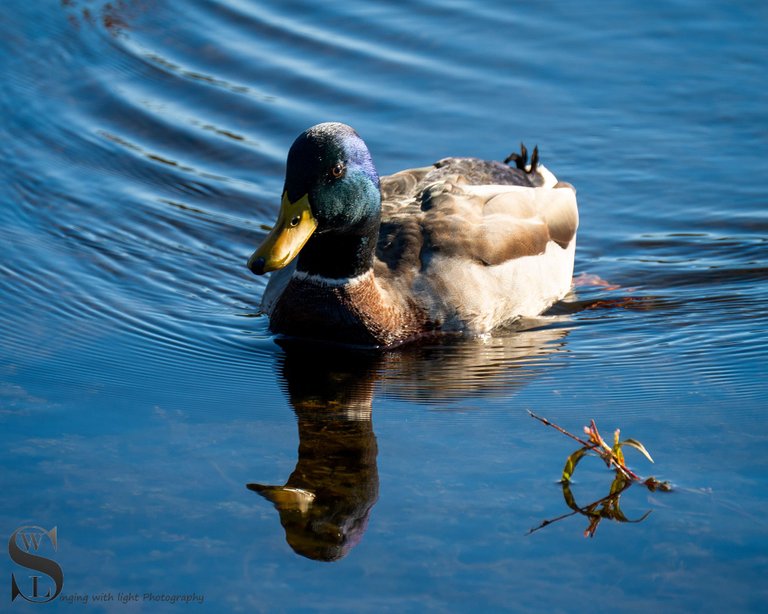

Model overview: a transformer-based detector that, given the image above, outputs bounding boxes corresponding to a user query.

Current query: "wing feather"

[374,166,578,279]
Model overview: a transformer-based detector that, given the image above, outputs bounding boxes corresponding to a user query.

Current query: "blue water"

[1,0,767,611]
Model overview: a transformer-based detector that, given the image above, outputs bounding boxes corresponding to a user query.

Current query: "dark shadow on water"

[247,325,570,561]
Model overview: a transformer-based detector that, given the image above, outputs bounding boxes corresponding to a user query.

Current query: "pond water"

[2,0,767,611]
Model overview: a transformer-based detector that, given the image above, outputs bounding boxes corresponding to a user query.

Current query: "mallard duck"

[247,122,578,347]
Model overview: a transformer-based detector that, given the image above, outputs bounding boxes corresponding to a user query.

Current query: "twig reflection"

[529,476,652,538]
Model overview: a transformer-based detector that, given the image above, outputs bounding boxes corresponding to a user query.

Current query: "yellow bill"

[248,193,317,274]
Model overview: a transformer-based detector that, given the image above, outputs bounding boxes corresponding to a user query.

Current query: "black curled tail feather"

[504,143,539,175]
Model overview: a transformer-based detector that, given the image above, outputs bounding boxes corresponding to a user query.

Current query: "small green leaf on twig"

[609,475,630,496]
[621,438,655,463]
[562,447,588,483]
[612,441,626,467]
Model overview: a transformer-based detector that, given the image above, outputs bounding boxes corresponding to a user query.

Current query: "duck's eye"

[289,215,301,227]
[331,163,345,179]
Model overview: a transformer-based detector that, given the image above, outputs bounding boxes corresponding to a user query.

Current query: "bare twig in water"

[528,410,596,450]
[527,412,671,537]
[527,411,661,484]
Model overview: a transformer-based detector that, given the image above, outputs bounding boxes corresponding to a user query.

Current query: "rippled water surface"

[2,0,767,611]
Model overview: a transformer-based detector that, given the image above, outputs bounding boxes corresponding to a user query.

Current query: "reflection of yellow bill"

[248,193,317,274]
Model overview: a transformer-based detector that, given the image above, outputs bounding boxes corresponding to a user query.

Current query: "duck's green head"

[248,123,381,276]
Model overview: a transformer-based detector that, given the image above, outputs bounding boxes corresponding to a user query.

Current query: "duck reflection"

[249,324,569,561]
[248,344,380,562]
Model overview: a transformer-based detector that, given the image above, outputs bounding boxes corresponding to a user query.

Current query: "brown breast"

[269,272,429,347]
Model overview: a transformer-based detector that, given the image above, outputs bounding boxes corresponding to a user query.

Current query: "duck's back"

[374,156,578,333]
